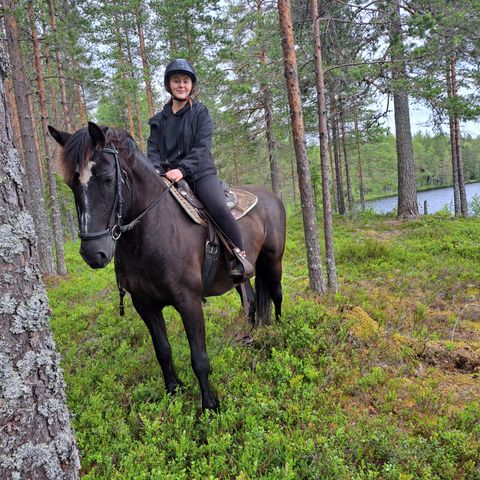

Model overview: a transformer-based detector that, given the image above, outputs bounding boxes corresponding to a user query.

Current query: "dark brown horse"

[49,122,286,410]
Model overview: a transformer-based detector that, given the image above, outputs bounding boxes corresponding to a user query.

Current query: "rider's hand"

[166,169,184,182]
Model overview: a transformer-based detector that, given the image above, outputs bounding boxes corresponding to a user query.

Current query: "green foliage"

[469,194,480,217]
[48,213,480,478]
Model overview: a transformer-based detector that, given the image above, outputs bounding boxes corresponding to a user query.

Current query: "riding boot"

[230,248,254,283]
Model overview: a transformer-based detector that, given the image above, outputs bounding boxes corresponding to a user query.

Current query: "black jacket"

[147,101,217,182]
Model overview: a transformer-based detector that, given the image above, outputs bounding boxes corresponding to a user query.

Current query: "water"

[365,182,480,214]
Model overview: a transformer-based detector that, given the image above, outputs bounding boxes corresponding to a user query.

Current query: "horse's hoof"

[166,378,183,394]
[202,397,220,412]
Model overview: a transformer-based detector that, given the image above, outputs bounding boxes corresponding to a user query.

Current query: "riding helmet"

[164,59,197,92]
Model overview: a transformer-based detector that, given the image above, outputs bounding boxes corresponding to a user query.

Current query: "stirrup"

[230,248,254,282]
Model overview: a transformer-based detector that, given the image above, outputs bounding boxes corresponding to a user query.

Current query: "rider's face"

[169,74,193,99]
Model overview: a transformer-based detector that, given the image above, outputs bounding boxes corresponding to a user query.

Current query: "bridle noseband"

[77,146,173,242]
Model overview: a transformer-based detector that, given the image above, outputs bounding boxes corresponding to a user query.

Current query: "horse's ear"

[48,125,71,146]
[88,121,105,148]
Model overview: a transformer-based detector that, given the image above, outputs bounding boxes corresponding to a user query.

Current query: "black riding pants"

[191,174,244,250]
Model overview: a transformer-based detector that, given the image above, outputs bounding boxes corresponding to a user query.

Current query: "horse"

[48,122,286,411]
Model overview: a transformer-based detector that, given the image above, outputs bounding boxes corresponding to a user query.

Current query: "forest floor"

[47,211,480,479]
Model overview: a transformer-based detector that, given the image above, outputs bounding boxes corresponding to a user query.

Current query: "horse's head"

[49,122,121,269]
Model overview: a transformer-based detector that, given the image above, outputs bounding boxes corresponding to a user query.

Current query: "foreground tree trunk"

[311,0,337,291]
[278,0,325,294]
[3,0,55,275]
[0,46,80,480]
[28,0,67,276]
[390,0,418,217]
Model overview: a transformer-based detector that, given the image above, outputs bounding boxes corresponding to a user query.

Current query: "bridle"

[77,146,173,242]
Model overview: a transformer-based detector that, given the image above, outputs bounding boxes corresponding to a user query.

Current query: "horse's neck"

[123,160,176,232]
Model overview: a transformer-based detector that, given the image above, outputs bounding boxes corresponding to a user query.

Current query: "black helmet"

[164,59,197,92]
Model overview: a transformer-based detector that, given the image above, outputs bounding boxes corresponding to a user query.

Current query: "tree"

[28,0,67,276]
[310,0,337,291]
[389,0,419,217]
[278,0,325,294]
[3,0,55,275]
[0,45,80,480]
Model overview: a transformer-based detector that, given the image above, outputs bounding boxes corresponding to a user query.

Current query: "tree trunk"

[28,0,67,276]
[340,99,354,213]
[278,0,325,294]
[3,0,55,275]
[390,0,418,217]
[446,60,460,216]
[257,0,281,196]
[47,0,73,132]
[136,6,155,118]
[72,56,87,127]
[449,56,467,216]
[354,113,366,211]
[330,98,345,215]
[124,19,144,149]
[43,37,60,125]
[114,13,135,139]
[311,0,337,292]
[326,118,337,213]
[0,46,80,480]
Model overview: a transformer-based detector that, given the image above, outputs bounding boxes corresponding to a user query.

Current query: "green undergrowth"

[48,212,480,479]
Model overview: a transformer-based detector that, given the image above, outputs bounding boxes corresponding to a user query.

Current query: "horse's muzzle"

[80,241,114,269]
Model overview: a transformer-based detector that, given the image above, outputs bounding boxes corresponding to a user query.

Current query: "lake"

[365,182,480,214]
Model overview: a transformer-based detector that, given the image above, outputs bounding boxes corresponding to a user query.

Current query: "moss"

[347,306,379,341]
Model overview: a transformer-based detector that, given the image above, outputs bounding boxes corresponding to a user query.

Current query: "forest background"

[1,0,480,478]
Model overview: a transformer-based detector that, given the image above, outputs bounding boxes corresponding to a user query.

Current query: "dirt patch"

[418,341,480,373]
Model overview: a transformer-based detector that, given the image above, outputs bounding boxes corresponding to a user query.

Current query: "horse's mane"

[60,126,149,185]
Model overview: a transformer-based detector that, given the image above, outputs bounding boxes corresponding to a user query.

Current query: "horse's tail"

[254,254,273,327]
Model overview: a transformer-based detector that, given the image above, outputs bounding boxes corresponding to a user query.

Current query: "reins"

[77,146,173,242]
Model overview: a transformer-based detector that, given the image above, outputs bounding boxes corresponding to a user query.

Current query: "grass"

[47,211,480,479]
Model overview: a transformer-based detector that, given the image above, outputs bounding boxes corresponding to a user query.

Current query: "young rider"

[147,58,253,282]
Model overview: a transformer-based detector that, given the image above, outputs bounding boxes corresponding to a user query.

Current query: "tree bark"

[0,45,80,480]
[354,113,366,211]
[47,0,73,132]
[136,6,154,118]
[446,60,460,216]
[326,118,337,213]
[257,0,281,196]
[311,0,337,292]
[114,13,135,139]
[28,0,67,276]
[449,56,467,216]
[3,0,55,275]
[390,0,418,217]
[339,99,354,213]
[330,97,345,215]
[124,18,144,149]
[278,0,325,294]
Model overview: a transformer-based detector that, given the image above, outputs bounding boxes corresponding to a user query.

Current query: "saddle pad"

[162,177,207,225]
[162,178,258,225]
[230,188,258,220]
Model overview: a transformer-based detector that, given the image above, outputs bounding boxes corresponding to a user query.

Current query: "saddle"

[161,178,257,290]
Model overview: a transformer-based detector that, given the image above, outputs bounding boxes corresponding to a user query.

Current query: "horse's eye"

[104,177,113,186]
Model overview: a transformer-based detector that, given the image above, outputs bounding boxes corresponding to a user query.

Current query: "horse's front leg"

[176,295,219,411]
[131,297,182,394]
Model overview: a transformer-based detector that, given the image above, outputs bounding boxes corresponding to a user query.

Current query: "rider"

[147,58,253,282]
